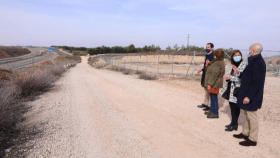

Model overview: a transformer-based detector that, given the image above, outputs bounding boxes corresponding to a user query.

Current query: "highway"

[0,47,61,70]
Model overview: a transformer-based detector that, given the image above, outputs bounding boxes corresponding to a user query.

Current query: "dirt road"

[25,57,279,158]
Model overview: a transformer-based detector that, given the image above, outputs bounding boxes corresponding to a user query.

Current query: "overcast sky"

[0,0,279,50]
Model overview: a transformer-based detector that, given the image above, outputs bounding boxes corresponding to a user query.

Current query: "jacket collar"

[248,54,262,63]
[206,50,213,55]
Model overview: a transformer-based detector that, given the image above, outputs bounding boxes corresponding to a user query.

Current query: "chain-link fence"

[90,51,210,80]
[263,51,280,77]
[89,49,280,79]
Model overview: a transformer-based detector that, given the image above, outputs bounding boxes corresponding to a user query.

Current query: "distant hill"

[0,46,31,59]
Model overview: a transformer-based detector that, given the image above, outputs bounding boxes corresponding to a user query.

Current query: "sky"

[0,0,279,51]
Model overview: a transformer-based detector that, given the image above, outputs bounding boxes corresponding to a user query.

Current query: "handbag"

[208,86,220,94]
[233,87,240,96]
[222,81,231,100]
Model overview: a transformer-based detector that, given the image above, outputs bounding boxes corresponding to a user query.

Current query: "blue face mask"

[233,56,242,62]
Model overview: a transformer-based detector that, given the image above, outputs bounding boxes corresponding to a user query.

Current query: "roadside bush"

[54,55,81,66]
[0,46,31,59]
[108,66,127,72]
[122,69,135,75]
[0,55,80,157]
[0,69,14,80]
[49,65,65,77]
[138,72,158,80]
[0,81,19,107]
[0,81,22,157]
[15,69,56,97]
[135,70,144,75]
[88,57,108,69]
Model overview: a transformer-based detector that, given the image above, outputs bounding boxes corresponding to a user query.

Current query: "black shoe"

[225,123,232,128]
[233,133,249,139]
[239,139,257,146]
[197,104,208,108]
[203,106,210,111]
[207,112,219,119]
[225,125,238,132]
[204,111,210,115]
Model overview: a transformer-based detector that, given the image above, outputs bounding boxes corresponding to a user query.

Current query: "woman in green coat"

[205,49,225,118]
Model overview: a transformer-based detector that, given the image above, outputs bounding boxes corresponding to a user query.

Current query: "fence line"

[91,50,280,78]
[93,52,203,79]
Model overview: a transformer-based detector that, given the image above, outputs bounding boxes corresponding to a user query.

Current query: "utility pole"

[187,34,190,50]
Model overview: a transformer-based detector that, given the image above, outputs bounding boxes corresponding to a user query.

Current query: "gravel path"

[24,57,279,158]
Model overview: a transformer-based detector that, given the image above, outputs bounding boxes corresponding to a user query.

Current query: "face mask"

[233,56,242,62]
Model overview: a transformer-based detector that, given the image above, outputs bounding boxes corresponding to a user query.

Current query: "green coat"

[205,60,225,88]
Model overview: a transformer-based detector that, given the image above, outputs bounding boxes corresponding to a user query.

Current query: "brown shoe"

[239,139,257,146]
[233,133,249,139]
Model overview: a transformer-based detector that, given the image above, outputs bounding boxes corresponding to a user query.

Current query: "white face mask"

[233,56,242,62]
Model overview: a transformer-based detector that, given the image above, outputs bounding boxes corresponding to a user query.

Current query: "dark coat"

[201,51,214,87]
[237,54,266,111]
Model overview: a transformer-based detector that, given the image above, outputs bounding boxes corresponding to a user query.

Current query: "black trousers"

[229,102,240,126]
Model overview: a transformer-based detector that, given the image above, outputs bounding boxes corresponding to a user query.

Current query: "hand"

[205,60,210,67]
[232,65,237,70]
[197,69,202,74]
[232,65,240,75]
[207,85,211,90]
[224,75,231,81]
[243,97,250,105]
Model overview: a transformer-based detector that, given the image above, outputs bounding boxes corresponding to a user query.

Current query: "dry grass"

[0,80,24,157]
[121,55,205,64]
[104,64,158,80]
[88,56,108,69]
[0,69,14,80]
[0,55,81,157]
[89,54,204,80]
[15,69,56,97]
[267,56,280,66]
[122,69,135,75]
[92,54,205,78]
[38,60,54,66]
[54,55,81,66]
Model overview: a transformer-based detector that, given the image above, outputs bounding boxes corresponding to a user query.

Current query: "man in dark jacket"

[233,43,266,146]
[197,43,215,111]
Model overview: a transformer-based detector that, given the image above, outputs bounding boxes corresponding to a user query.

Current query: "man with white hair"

[233,43,266,146]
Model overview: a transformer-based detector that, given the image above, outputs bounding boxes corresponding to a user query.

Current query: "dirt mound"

[0,50,9,58]
[0,46,31,59]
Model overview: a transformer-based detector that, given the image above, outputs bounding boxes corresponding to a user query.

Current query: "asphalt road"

[0,47,57,70]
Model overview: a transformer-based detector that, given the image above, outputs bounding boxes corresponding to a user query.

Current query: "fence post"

[157,54,160,75]
[145,54,148,72]
[191,51,196,76]
[186,53,188,77]
[139,54,141,72]
[112,57,115,66]
[124,56,126,69]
